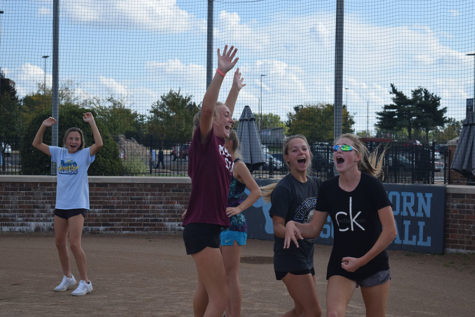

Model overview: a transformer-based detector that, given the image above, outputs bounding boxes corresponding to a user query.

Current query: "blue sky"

[1,0,474,133]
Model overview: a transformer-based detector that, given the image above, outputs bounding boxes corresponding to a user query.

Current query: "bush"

[21,105,123,175]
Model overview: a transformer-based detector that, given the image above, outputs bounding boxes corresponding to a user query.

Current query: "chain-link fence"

[1,1,474,183]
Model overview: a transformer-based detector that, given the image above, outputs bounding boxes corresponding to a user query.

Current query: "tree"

[254,113,288,134]
[21,104,122,175]
[0,74,21,171]
[287,103,354,143]
[431,118,462,144]
[86,96,147,144]
[147,90,200,145]
[376,84,447,142]
[411,87,446,143]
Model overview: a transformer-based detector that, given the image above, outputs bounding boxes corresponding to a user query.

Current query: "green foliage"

[21,104,123,175]
[148,89,200,145]
[376,84,447,142]
[85,96,147,144]
[254,113,288,134]
[431,118,462,143]
[121,156,149,175]
[287,103,354,143]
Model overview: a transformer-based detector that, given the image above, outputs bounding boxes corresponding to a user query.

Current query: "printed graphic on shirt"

[219,144,234,172]
[335,196,365,232]
[293,197,317,223]
[58,159,79,175]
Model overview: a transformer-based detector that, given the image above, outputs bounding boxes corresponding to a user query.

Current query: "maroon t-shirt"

[183,126,234,227]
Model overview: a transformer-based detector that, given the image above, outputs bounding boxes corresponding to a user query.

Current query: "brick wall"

[1,176,474,252]
[445,185,475,252]
[0,176,190,234]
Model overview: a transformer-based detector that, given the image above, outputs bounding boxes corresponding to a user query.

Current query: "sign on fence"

[243,180,446,254]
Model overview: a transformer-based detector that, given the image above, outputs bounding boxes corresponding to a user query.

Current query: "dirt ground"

[0,234,474,317]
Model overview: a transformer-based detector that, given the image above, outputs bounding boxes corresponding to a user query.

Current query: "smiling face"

[284,137,311,173]
[65,131,82,153]
[213,104,234,139]
[333,137,361,173]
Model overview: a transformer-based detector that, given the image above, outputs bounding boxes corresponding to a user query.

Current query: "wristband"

[216,68,225,77]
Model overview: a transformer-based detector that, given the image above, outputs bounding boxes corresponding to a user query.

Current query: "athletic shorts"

[220,230,247,246]
[356,269,391,288]
[183,223,222,255]
[275,267,315,280]
[54,209,86,220]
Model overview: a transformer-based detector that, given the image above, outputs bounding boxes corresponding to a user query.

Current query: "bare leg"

[221,242,242,317]
[192,247,228,317]
[193,279,208,317]
[282,273,322,317]
[326,275,356,317]
[68,214,88,282]
[361,280,390,317]
[54,216,71,276]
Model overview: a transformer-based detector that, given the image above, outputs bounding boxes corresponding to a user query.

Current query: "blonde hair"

[336,133,386,178]
[260,182,278,202]
[226,129,241,158]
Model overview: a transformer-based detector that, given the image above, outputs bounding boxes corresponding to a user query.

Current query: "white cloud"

[14,63,51,96]
[38,7,51,16]
[62,0,201,33]
[99,76,128,96]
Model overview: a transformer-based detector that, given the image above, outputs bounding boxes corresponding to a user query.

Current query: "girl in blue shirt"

[32,112,103,296]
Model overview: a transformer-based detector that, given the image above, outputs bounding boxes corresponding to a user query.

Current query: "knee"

[55,238,67,250]
[69,240,82,253]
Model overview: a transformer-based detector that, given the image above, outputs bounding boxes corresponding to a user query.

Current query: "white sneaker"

[71,280,93,296]
[53,275,77,292]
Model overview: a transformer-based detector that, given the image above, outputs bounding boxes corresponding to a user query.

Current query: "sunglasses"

[333,144,355,152]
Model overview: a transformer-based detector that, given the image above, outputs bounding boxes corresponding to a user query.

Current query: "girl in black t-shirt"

[264,134,322,317]
[284,133,397,317]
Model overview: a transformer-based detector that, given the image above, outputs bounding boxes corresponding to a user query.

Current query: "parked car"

[388,153,413,169]
[262,152,284,171]
[171,144,189,160]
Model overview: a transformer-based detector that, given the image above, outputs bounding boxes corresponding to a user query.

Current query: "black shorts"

[183,223,222,255]
[275,267,315,280]
[54,209,86,220]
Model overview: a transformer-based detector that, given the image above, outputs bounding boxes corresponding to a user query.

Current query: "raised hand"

[233,68,246,90]
[217,45,239,74]
[82,112,95,123]
[284,220,303,249]
[42,117,57,127]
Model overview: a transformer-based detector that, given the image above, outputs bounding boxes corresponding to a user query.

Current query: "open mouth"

[297,158,306,164]
[336,157,345,164]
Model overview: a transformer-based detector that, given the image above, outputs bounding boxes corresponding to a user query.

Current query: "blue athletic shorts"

[220,230,247,246]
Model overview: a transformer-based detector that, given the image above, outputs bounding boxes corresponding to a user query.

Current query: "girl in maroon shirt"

[182,45,245,317]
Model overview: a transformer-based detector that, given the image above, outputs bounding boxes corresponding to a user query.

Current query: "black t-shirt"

[316,173,391,280]
[270,174,320,272]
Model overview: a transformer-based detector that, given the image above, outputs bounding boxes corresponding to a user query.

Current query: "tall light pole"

[259,74,266,130]
[468,53,475,116]
[42,55,49,93]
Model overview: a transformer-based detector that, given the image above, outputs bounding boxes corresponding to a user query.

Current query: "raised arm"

[341,206,397,272]
[226,161,261,217]
[225,68,246,117]
[32,117,56,156]
[284,211,328,248]
[83,112,103,156]
[200,45,239,142]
